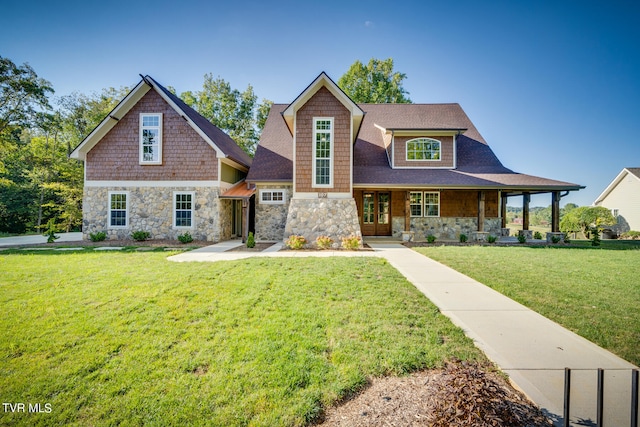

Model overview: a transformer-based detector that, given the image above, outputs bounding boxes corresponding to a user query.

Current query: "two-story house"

[246,72,583,244]
[70,76,253,242]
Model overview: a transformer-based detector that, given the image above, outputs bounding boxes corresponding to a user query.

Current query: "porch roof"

[219,181,255,199]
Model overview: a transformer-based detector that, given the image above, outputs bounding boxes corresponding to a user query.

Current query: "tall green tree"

[560,206,616,238]
[180,74,272,156]
[338,58,411,104]
[0,56,54,173]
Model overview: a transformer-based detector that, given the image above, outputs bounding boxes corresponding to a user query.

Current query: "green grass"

[414,244,640,366]
[0,252,482,426]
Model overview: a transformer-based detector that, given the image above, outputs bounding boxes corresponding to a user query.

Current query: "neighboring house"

[247,72,583,243]
[593,167,640,233]
[70,76,253,242]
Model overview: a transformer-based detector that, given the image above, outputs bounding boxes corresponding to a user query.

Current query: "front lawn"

[414,244,640,366]
[0,252,482,426]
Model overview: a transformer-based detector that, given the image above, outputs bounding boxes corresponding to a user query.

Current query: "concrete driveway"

[0,232,83,247]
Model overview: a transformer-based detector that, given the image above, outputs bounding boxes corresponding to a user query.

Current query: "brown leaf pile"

[317,361,552,426]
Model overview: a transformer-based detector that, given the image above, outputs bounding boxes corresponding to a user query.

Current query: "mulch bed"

[317,361,552,426]
[2,239,211,249]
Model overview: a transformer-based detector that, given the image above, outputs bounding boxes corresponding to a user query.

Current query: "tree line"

[0,56,410,235]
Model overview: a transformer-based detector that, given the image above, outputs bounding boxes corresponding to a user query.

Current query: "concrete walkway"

[0,232,83,247]
[169,241,638,426]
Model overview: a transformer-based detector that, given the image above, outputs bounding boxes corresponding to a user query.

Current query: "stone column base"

[546,232,565,243]
[518,230,533,239]
[401,231,415,242]
[473,231,490,242]
[500,228,511,237]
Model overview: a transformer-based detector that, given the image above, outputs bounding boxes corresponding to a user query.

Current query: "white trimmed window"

[140,113,162,164]
[409,192,423,217]
[108,192,128,228]
[406,138,441,161]
[313,118,333,187]
[174,192,194,228]
[260,189,286,205]
[424,192,440,217]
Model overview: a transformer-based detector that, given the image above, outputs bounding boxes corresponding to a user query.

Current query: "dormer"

[281,72,364,196]
[375,125,467,170]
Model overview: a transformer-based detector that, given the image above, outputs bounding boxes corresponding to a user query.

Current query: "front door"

[361,192,391,236]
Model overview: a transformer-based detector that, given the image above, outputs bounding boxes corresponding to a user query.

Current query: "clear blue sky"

[2,0,639,207]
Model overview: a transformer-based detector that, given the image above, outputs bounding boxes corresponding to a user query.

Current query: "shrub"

[487,235,497,243]
[341,235,361,250]
[131,230,151,241]
[43,219,59,244]
[285,235,306,250]
[563,233,571,244]
[517,234,527,244]
[621,230,640,240]
[533,231,542,240]
[590,227,601,246]
[315,235,333,250]
[178,232,193,244]
[89,231,107,242]
[551,235,561,244]
[246,232,255,248]
[459,233,468,243]
[427,234,436,244]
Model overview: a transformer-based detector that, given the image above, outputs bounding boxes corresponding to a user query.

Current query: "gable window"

[409,192,423,217]
[313,118,333,187]
[424,192,440,217]
[140,113,162,164]
[109,192,128,228]
[174,192,194,228]
[260,189,286,205]
[406,138,441,161]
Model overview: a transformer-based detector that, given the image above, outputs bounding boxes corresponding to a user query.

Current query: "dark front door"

[361,192,391,236]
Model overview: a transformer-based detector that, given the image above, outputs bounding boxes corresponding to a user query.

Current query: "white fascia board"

[220,157,249,173]
[593,168,630,205]
[84,180,220,187]
[151,83,226,159]
[69,81,150,160]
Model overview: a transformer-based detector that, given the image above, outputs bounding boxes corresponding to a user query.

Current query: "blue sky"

[2,0,639,207]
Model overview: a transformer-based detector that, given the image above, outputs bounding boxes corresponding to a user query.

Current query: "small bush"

[487,235,497,243]
[43,219,59,243]
[590,227,601,246]
[285,235,306,250]
[131,230,151,241]
[315,235,333,250]
[246,232,255,248]
[427,234,436,244]
[533,231,542,240]
[517,234,527,244]
[459,233,468,243]
[341,235,361,250]
[89,231,107,242]
[178,232,193,244]
[563,234,571,244]
[621,230,640,240]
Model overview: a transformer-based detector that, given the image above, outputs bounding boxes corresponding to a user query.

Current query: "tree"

[180,74,272,156]
[338,58,411,104]
[0,56,54,172]
[560,206,616,239]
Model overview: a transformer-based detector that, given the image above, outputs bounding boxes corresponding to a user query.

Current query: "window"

[109,192,128,228]
[378,193,390,225]
[406,138,441,161]
[313,118,333,187]
[140,113,162,164]
[409,192,423,217]
[424,192,440,217]
[174,192,194,228]
[363,193,374,224]
[260,189,286,204]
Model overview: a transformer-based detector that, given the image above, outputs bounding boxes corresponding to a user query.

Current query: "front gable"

[85,89,220,181]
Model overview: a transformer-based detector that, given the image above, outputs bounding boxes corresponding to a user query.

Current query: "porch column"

[522,192,530,231]
[477,191,485,232]
[404,191,411,231]
[242,198,248,243]
[551,191,560,233]
[500,192,508,228]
